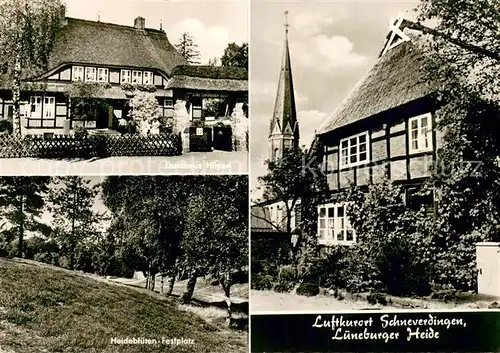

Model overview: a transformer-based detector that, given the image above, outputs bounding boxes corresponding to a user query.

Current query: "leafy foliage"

[414,0,500,290]
[49,177,100,271]
[0,0,65,135]
[337,181,434,296]
[221,42,248,69]
[0,176,51,258]
[129,92,162,136]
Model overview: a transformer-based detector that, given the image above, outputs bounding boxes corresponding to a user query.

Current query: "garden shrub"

[251,273,274,290]
[296,282,319,297]
[272,264,298,293]
[0,119,13,134]
[338,180,435,297]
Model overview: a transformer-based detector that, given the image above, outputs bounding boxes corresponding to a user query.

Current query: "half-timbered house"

[0,14,248,140]
[315,17,439,246]
[0,15,186,136]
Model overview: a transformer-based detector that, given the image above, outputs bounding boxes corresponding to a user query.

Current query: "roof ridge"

[66,17,166,35]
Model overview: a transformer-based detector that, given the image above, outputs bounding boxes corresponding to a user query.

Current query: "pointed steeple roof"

[269,11,299,146]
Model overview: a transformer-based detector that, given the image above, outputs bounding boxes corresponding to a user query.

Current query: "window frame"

[121,69,131,84]
[408,113,433,154]
[317,202,355,246]
[28,95,56,128]
[97,68,109,83]
[132,70,143,84]
[72,66,84,82]
[143,71,153,85]
[85,67,97,82]
[339,131,370,168]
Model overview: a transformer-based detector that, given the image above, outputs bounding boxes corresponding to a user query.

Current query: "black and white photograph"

[250,0,500,314]
[0,175,249,352]
[0,0,248,175]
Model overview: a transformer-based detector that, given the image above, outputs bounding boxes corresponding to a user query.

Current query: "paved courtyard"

[0,151,248,175]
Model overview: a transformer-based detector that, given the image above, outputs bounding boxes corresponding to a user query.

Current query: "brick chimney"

[134,16,145,30]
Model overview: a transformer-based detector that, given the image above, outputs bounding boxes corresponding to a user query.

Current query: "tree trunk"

[181,270,197,303]
[17,193,24,258]
[69,248,75,271]
[221,272,232,326]
[144,270,149,289]
[12,50,22,136]
[165,272,176,297]
[70,185,77,271]
[160,274,164,294]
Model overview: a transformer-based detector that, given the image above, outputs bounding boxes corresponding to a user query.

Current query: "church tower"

[269,11,300,161]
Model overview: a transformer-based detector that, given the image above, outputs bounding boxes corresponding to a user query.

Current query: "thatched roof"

[45,17,186,77]
[166,65,247,92]
[170,65,247,80]
[166,75,248,92]
[318,37,435,135]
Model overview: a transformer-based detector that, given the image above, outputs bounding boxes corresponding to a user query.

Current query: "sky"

[64,0,248,64]
[250,0,419,198]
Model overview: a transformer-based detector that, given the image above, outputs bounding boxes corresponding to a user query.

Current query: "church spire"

[269,10,300,161]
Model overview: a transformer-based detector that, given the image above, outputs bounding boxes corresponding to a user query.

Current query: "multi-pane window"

[340,132,369,167]
[132,70,143,84]
[72,66,84,81]
[143,71,153,84]
[409,113,432,153]
[121,70,131,84]
[164,98,174,118]
[29,96,55,128]
[97,68,109,82]
[43,97,55,119]
[317,203,355,245]
[85,67,96,82]
[30,96,42,118]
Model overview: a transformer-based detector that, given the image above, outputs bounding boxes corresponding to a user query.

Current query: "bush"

[296,282,319,297]
[74,125,88,138]
[0,119,13,134]
[338,180,435,296]
[251,274,274,290]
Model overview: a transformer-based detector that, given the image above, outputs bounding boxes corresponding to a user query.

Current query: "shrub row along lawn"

[0,257,247,353]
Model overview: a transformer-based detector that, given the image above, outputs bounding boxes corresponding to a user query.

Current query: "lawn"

[0,257,247,353]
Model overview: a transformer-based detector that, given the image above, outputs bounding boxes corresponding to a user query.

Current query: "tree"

[0,0,65,136]
[255,145,328,260]
[413,0,500,290]
[0,177,51,258]
[49,177,99,271]
[101,176,194,292]
[181,176,248,322]
[129,91,162,136]
[175,32,201,65]
[221,42,248,69]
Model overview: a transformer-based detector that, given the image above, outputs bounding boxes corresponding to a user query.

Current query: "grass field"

[0,257,247,353]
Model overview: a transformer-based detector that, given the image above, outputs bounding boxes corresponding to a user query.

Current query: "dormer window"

[85,67,96,82]
[409,113,433,153]
[72,66,84,81]
[97,68,109,82]
[339,132,369,168]
[143,71,153,85]
[132,70,143,84]
[121,70,131,84]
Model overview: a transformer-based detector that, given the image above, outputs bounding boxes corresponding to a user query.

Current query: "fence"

[0,133,182,159]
